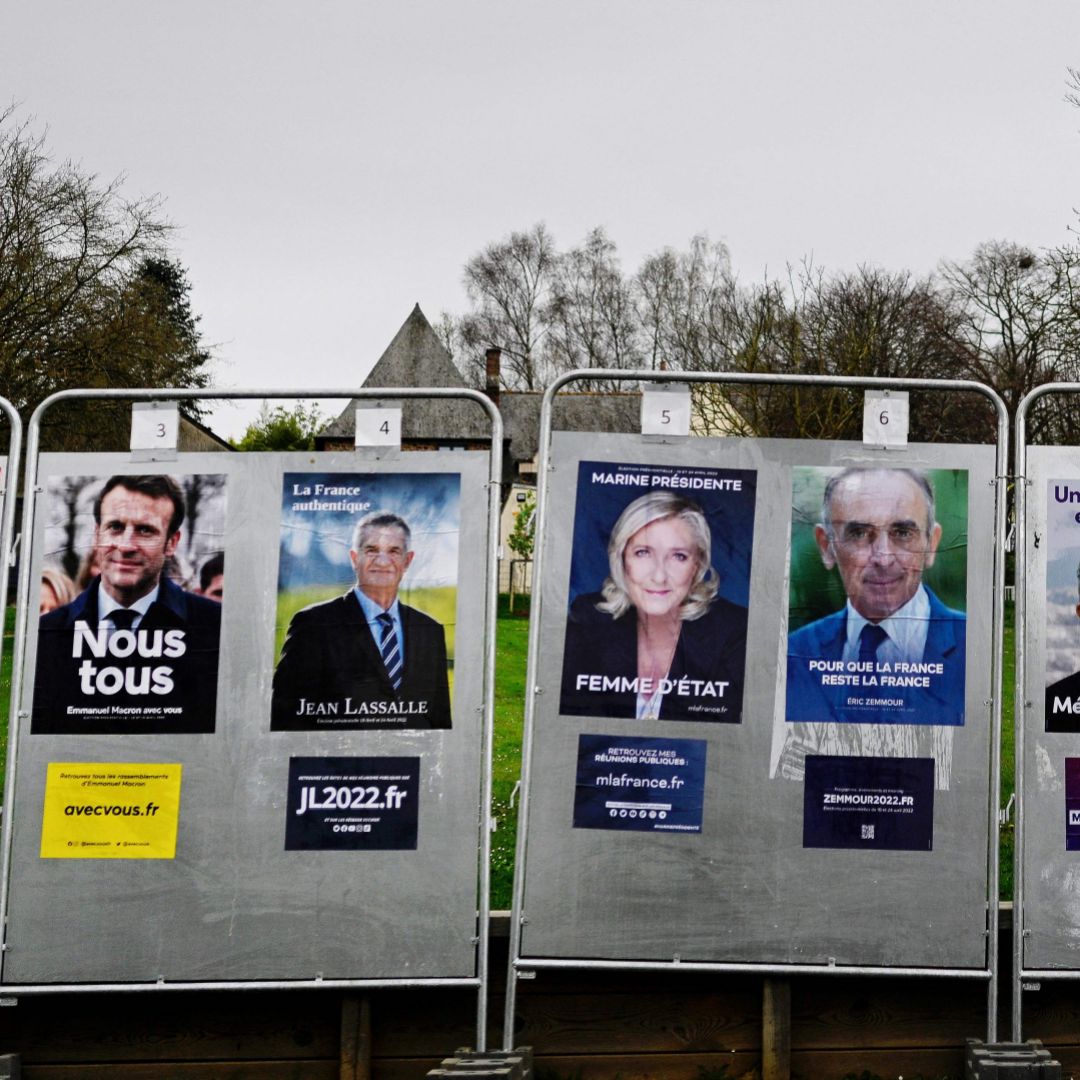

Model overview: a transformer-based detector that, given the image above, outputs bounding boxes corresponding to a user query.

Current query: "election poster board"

[31,472,226,735]
[1017,450,1080,971]
[3,449,490,986]
[559,460,755,724]
[786,466,968,729]
[271,472,458,731]
[517,433,995,971]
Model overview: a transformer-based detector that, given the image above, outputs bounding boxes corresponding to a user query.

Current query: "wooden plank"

[340,995,371,1080]
[0,993,338,1064]
[23,1060,337,1080]
[790,1047,967,1077]
[374,1053,761,1080]
[790,977,987,1050]
[762,977,790,1080]
[379,989,760,1054]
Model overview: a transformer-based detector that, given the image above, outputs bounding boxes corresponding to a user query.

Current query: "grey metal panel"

[1019,446,1080,971]
[4,449,488,984]
[519,433,995,968]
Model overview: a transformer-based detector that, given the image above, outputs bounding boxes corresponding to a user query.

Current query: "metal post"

[0,387,498,1055]
[504,368,1008,1046]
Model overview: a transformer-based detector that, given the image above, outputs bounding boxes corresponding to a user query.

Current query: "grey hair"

[821,467,936,539]
[350,511,411,554]
[596,490,718,622]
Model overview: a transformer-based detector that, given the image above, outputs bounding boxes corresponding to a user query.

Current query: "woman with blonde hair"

[40,567,77,614]
[560,490,748,722]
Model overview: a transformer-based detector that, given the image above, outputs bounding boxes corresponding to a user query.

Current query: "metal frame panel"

[505,370,1008,1049]
[1012,383,1080,1042]
[0,388,500,1052]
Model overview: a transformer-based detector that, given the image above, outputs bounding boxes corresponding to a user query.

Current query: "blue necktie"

[858,623,889,664]
[376,612,402,691]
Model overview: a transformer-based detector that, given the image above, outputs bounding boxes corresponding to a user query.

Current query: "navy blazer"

[786,586,966,726]
[559,591,748,722]
[271,591,451,730]
[33,576,222,734]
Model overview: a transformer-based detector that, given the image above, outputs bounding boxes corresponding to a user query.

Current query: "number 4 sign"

[355,404,402,449]
[863,390,909,448]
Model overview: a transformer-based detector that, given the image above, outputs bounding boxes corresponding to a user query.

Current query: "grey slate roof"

[321,304,492,441]
[322,305,641,463]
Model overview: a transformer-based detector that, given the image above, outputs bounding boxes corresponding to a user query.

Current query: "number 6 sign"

[863,390,909,448]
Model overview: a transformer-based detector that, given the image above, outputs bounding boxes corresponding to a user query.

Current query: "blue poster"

[272,472,458,731]
[573,734,706,833]
[786,466,968,727]
[803,755,934,851]
[560,460,756,723]
[285,756,420,850]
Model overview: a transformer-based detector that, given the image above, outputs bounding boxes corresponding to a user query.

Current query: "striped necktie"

[376,612,402,691]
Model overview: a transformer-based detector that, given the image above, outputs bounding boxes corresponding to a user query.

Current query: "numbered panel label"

[355,406,402,448]
[863,390,909,448]
[641,385,691,437]
[130,402,180,452]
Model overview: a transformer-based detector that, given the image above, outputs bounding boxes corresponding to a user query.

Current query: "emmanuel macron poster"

[271,472,459,731]
[31,472,226,735]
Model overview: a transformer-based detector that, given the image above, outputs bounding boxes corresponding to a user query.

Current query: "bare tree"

[460,223,556,390]
[546,227,641,382]
[939,240,1080,443]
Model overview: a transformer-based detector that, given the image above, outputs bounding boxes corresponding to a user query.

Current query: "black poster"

[573,734,706,833]
[285,756,420,850]
[803,755,934,851]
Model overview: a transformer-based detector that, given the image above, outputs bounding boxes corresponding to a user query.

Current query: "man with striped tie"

[785,467,966,727]
[271,510,452,731]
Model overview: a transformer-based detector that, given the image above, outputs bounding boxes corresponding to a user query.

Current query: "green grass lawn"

[490,594,530,908]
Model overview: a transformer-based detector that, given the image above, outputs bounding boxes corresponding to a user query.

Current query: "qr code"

[861,824,875,840]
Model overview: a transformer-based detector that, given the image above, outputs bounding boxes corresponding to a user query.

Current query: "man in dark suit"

[33,475,222,734]
[786,467,966,726]
[271,511,451,730]
[1046,562,1080,733]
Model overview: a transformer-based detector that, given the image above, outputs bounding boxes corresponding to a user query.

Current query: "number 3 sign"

[130,402,179,452]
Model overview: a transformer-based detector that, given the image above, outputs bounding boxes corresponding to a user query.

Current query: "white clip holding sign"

[863,389,909,448]
[130,401,179,459]
[355,403,402,449]
[641,382,691,437]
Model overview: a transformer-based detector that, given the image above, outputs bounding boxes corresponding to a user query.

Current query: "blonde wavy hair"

[596,490,718,621]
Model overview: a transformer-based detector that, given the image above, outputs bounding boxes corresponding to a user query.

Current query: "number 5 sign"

[863,390,909,448]
[641,383,691,437]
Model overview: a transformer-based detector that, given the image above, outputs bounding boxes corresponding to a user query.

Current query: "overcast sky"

[5,1,1080,439]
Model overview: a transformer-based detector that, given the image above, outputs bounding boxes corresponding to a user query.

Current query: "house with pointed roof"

[318,305,643,490]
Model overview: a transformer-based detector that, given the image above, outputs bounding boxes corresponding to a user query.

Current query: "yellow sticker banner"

[40,763,182,859]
